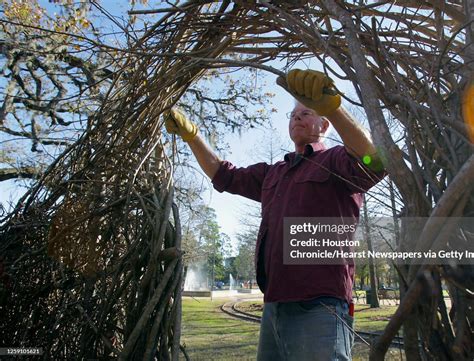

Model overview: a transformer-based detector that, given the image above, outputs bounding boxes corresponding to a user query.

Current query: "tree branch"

[0,167,39,182]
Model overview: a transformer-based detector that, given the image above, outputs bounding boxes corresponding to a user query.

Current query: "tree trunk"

[363,196,380,308]
[399,217,424,361]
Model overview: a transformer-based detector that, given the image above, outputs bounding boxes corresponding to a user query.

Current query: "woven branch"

[0,1,473,360]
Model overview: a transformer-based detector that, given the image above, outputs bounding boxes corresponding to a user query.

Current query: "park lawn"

[180,297,260,361]
[353,305,398,332]
[236,300,398,333]
[181,297,401,361]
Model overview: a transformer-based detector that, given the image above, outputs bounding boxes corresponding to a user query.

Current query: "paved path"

[354,298,399,306]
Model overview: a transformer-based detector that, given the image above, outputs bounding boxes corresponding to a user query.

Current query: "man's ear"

[321,117,330,134]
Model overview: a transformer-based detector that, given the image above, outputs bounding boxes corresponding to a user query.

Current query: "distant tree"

[234,229,257,287]
[223,256,238,283]
[216,233,233,283]
[182,205,230,287]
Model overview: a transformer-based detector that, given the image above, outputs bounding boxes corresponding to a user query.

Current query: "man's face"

[288,102,328,147]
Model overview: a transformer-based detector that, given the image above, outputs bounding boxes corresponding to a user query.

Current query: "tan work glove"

[286,69,341,116]
[164,108,198,142]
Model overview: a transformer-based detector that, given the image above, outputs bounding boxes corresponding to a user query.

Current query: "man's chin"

[291,135,316,145]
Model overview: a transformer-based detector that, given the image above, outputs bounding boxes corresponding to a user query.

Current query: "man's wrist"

[182,124,199,142]
[184,131,200,143]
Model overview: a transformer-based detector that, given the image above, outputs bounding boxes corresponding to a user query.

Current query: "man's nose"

[293,113,303,121]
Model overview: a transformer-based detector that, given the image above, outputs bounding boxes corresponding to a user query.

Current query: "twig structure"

[0,1,473,360]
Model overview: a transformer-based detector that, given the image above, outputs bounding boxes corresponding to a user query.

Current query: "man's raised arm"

[325,105,376,159]
[164,108,220,179]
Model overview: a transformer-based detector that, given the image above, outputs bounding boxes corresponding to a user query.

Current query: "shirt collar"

[284,142,327,162]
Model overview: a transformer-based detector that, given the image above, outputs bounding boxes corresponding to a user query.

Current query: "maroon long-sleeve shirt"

[212,142,385,303]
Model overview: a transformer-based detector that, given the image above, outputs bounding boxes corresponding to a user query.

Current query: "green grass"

[353,304,398,332]
[236,300,397,333]
[180,297,260,361]
[180,297,403,361]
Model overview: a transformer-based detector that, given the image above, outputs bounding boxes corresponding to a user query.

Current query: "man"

[165,69,385,360]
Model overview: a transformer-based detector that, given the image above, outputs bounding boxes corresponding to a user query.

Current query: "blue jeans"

[257,297,354,361]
